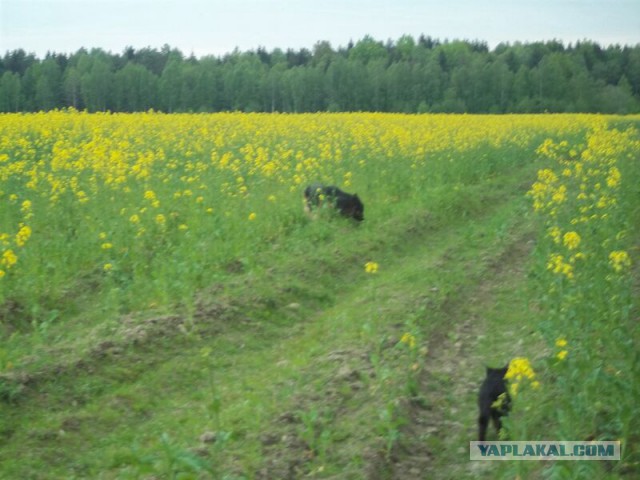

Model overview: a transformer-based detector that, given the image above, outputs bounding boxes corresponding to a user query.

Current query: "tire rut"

[381,231,535,480]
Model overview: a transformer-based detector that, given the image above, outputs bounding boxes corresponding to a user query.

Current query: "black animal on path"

[303,183,364,222]
[478,365,511,441]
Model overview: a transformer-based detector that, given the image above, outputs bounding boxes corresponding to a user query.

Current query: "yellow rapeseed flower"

[609,250,631,273]
[505,357,537,397]
[510,382,519,397]
[144,190,155,199]
[400,332,416,349]
[537,168,558,183]
[548,226,562,244]
[547,254,574,279]
[554,337,569,361]
[551,185,567,204]
[606,167,621,188]
[15,225,32,247]
[570,252,585,263]
[364,261,379,274]
[76,191,89,204]
[1,249,18,268]
[505,357,536,382]
[562,231,580,250]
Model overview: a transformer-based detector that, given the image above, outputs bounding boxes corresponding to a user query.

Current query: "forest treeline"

[2,35,640,114]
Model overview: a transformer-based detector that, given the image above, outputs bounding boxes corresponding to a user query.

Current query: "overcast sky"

[1,0,639,58]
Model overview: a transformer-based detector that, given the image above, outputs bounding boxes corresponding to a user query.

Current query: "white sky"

[1,0,639,58]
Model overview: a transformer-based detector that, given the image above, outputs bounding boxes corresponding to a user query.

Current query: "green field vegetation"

[0,113,638,479]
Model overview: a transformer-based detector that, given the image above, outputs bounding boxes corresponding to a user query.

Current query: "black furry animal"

[478,365,511,441]
[303,183,364,222]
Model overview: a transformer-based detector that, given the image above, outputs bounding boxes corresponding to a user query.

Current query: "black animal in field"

[478,365,511,441]
[303,183,364,222]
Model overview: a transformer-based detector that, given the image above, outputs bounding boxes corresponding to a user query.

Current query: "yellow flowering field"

[0,111,638,478]
[0,111,633,319]
[496,120,640,477]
